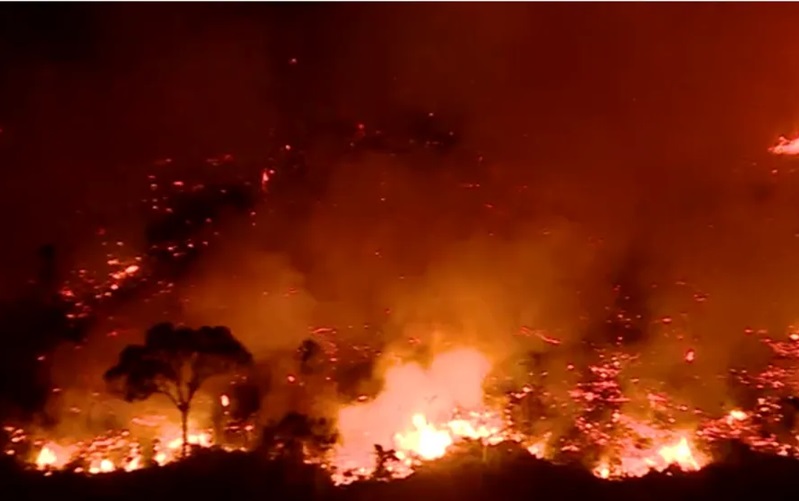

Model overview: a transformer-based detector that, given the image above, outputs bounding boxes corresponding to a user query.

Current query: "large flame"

[327,347,714,484]
[331,348,503,480]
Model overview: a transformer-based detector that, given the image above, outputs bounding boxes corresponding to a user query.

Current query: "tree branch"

[155,387,180,408]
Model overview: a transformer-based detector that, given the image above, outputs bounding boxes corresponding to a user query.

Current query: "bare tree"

[105,322,253,457]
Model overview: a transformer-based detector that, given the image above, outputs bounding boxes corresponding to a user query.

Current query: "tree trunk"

[181,407,189,458]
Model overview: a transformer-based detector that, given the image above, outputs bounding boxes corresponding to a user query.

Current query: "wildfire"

[9,335,799,484]
[326,347,708,484]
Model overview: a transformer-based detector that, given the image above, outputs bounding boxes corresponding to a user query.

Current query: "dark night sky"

[1,3,799,291]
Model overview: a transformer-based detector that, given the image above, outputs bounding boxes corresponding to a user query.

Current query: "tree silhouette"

[297,338,324,375]
[104,322,253,457]
[259,412,337,463]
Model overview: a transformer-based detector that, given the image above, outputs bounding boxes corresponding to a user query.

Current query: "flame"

[35,443,75,470]
[125,450,142,472]
[395,414,454,461]
[769,135,799,156]
[88,458,115,474]
[593,437,705,479]
[657,437,701,471]
[726,409,747,424]
[326,346,717,484]
[331,348,502,481]
[25,425,219,475]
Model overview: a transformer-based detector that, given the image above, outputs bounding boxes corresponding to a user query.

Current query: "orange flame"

[28,425,218,475]
[332,348,499,480]
[769,135,799,156]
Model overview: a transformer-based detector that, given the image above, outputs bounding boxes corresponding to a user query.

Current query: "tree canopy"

[105,322,253,455]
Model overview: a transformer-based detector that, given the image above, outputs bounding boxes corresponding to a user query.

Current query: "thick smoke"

[5,4,799,438]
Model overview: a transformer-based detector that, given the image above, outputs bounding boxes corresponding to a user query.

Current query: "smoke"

[6,4,799,441]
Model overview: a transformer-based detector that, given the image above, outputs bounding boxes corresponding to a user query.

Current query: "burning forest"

[3,122,799,487]
[4,4,799,501]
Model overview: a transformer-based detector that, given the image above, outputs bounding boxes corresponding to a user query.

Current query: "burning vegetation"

[8,254,799,487]
[4,343,716,483]
[3,108,799,489]
[8,331,799,485]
